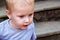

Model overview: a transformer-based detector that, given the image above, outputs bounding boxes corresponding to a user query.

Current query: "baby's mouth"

[23,25,28,27]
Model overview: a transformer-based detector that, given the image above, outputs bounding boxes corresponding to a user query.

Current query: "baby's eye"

[29,14,33,16]
[19,16,24,18]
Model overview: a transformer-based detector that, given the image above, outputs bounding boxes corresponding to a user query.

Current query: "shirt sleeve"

[31,22,36,40]
[31,32,36,40]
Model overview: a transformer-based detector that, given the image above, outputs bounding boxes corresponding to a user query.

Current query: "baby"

[0,0,36,40]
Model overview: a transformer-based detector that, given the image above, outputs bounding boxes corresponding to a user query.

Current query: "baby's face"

[8,1,34,30]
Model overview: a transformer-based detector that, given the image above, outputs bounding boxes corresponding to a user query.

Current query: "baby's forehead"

[6,0,34,12]
[6,0,34,8]
[6,0,34,4]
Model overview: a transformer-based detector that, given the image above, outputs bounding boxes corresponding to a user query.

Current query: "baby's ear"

[6,9,11,19]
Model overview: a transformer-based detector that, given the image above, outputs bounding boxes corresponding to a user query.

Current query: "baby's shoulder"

[0,22,4,35]
[0,20,7,27]
[0,20,8,34]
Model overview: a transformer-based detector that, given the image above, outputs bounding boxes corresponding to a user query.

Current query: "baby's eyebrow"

[17,13,34,16]
[28,13,34,15]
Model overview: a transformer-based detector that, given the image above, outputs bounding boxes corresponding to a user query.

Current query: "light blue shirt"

[0,19,36,40]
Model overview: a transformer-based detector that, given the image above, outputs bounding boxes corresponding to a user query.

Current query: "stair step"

[35,1,60,12]
[35,21,60,38]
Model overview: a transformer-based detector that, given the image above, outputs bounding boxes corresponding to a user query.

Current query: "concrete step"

[0,6,6,18]
[35,1,60,12]
[35,21,60,38]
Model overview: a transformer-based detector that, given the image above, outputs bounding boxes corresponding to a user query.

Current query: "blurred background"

[0,0,60,40]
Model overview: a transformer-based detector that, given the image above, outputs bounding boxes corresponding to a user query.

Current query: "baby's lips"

[23,25,28,27]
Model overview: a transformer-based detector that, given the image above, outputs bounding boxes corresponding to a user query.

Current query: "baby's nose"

[25,17,29,23]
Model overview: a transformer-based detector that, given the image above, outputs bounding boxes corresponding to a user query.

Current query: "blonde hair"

[5,0,34,11]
